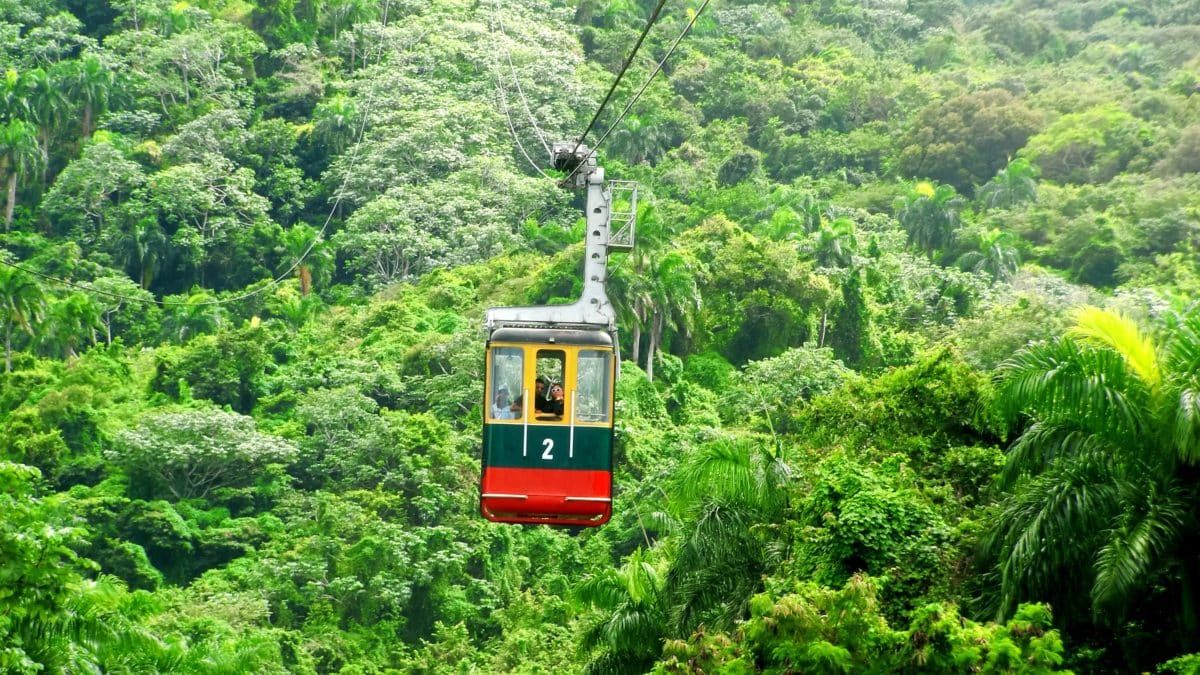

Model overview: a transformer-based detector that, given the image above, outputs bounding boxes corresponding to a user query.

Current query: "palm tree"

[41,293,101,361]
[607,114,674,166]
[610,203,669,369]
[280,223,333,296]
[118,217,168,290]
[163,291,224,343]
[644,249,699,382]
[0,118,41,231]
[955,228,1020,283]
[894,181,963,259]
[313,94,359,155]
[23,66,69,186]
[664,435,791,634]
[797,194,832,234]
[0,68,28,121]
[0,264,45,372]
[17,575,157,673]
[984,307,1200,650]
[67,56,114,140]
[594,0,647,28]
[609,260,652,367]
[812,216,858,269]
[978,159,1038,210]
[576,548,668,675]
[322,0,377,41]
[267,286,322,328]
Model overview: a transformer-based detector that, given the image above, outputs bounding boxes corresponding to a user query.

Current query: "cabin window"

[534,349,567,420]
[489,347,523,421]
[575,350,611,423]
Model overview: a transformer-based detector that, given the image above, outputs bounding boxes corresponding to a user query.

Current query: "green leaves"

[1067,306,1161,389]
[577,548,668,674]
[986,305,1200,628]
[894,182,964,259]
[110,407,298,501]
[0,264,45,372]
[1020,105,1152,185]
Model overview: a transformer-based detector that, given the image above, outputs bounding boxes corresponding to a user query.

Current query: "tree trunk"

[5,171,16,232]
[82,104,93,140]
[1180,534,1200,652]
[300,265,312,296]
[646,309,663,381]
[4,323,11,373]
[39,130,49,190]
[819,310,828,347]
[631,297,643,365]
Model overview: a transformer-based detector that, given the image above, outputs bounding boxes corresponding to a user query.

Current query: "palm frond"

[997,421,1119,490]
[1092,481,1188,611]
[1170,382,1200,465]
[583,647,657,675]
[641,509,679,537]
[984,459,1121,618]
[670,436,790,516]
[666,498,769,633]
[576,568,628,612]
[1068,306,1161,389]
[577,549,667,657]
[997,338,1149,438]
[601,604,666,652]
[1163,309,1200,376]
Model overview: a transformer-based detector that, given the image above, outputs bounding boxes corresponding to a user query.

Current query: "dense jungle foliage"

[2,0,1200,672]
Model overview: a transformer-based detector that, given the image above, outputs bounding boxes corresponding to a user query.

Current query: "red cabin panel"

[481,467,612,526]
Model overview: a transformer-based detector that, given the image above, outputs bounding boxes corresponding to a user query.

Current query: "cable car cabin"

[481,327,615,526]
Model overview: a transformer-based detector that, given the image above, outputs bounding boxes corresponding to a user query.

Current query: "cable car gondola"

[480,144,635,526]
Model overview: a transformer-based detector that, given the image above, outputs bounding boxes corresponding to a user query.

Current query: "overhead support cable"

[567,0,671,159]
[564,0,713,184]
[490,5,556,179]
[494,67,556,180]
[497,12,553,158]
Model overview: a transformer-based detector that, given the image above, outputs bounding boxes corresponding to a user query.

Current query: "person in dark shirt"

[511,377,565,418]
[512,377,549,415]
[544,382,565,417]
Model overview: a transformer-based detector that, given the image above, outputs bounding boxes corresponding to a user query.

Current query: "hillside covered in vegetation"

[2,0,1200,672]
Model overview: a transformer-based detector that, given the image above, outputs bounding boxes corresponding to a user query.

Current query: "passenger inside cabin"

[492,386,515,419]
[545,382,565,417]
[511,376,551,415]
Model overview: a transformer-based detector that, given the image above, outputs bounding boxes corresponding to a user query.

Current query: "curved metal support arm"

[487,166,618,331]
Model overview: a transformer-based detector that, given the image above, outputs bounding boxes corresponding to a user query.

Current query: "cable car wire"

[490,8,555,179]
[496,12,552,158]
[567,0,670,160]
[587,0,712,157]
[564,0,712,184]
[0,1,412,309]
[494,69,556,180]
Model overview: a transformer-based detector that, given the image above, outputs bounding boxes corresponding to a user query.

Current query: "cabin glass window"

[533,350,567,420]
[489,347,522,421]
[575,350,611,423]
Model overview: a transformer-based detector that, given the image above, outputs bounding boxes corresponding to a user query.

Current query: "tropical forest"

[2,0,1200,672]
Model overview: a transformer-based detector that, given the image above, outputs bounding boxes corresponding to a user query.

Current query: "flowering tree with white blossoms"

[111,408,298,500]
